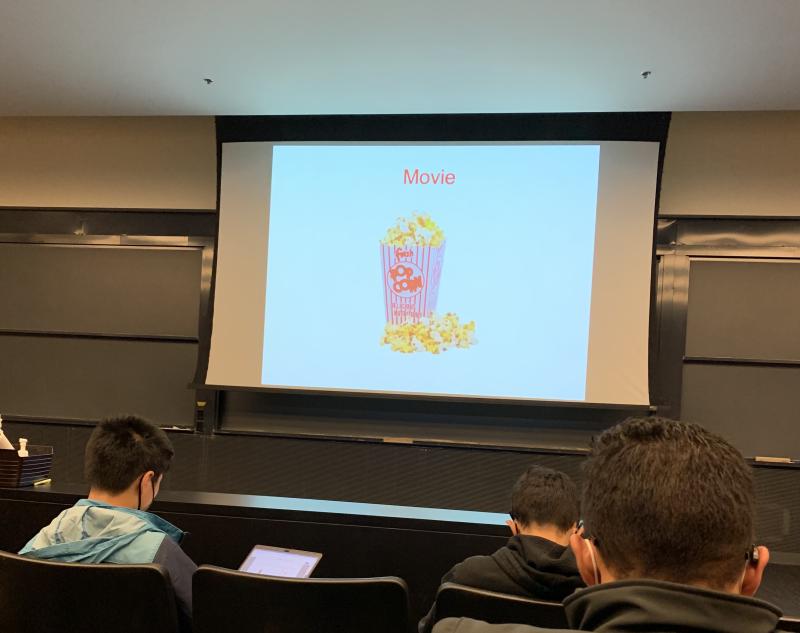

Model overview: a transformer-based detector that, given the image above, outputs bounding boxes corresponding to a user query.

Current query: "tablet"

[239,544,322,578]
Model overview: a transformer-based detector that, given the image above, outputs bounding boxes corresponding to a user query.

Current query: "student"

[20,416,196,631]
[433,417,778,633]
[420,466,584,633]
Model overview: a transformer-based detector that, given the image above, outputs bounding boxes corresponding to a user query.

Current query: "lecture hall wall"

[0,112,798,215]
[0,117,216,210]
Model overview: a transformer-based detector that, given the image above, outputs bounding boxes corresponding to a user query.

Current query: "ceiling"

[1,0,799,116]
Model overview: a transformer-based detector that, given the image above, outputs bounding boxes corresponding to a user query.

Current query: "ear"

[570,533,599,586]
[506,519,519,536]
[740,546,769,596]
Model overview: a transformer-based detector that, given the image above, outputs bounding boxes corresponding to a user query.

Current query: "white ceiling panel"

[1,0,798,115]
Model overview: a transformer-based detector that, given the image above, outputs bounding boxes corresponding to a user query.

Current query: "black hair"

[510,465,580,532]
[582,416,755,589]
[84,416,174,493]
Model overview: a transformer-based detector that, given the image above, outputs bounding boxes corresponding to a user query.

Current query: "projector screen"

[207,141,658,406]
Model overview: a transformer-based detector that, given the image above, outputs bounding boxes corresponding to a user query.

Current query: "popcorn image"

[380,213,476,354]
[380,213,446,325]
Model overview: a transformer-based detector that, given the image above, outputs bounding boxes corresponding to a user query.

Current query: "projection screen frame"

[200,113,670,415]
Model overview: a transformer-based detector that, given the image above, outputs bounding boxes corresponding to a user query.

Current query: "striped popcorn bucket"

[380,242,446,324]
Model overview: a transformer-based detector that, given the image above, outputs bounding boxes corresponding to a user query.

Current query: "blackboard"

[0,242,202,426]
[682,363,800,458]
[0,243,201,337]
[682,259,800,458]
[685,259,800,361]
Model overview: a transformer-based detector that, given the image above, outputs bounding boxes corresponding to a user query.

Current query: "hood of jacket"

[564,579,781,633]
[491,535,584,600]
[19,499,185,564]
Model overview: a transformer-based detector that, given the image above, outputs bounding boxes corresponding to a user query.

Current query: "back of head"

[582,416,754,590]
[511,465,579,531]
[85,416,174,493]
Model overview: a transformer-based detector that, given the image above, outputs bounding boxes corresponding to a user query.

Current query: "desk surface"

[0,483,510,535]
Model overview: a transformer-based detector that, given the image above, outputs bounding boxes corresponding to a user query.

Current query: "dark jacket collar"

[493,535,583,600]
[563,579,781,633]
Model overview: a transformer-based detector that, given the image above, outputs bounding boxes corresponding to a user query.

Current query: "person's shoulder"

[153,536,197,570]
[449,554,502,584]
[432,618,570,633]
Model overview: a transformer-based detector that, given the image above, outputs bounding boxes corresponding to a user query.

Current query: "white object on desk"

[0,414,15,450]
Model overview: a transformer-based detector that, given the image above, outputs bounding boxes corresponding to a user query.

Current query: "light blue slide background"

[262,144,599,400]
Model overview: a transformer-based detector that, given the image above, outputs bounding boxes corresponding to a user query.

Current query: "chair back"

[0,549,179,633]
[433,582,568,628]
[193,565,408,633]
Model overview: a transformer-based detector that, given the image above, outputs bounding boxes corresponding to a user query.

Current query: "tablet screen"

[239,545,322,578]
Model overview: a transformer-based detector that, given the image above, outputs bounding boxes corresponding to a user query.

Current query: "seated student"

[433,417,778,633]
[19,416,197,631]
[420,466,584,632]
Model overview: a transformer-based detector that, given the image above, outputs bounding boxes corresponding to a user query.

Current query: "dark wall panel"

[4,421,587,512]
[160,431,208,491]
[205,434,584,511]
[681,364,800,458]
[1,422,200,489]
[0,336,197,425]
[755,467,800,555]
[685,259,800,361]
[218,391,628,451]
[0,243,202,337]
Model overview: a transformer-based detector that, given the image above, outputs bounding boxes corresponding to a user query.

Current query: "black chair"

[433,582,568,628]
[193,565,408,633]
[779,617,800,632]
[0,549,179,633]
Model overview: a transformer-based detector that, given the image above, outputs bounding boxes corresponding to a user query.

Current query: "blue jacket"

[19,499,185,563]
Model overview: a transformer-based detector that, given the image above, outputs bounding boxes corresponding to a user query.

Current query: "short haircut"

[84,416,174,493]
[582,416,754,589]
[510,465,580,532]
